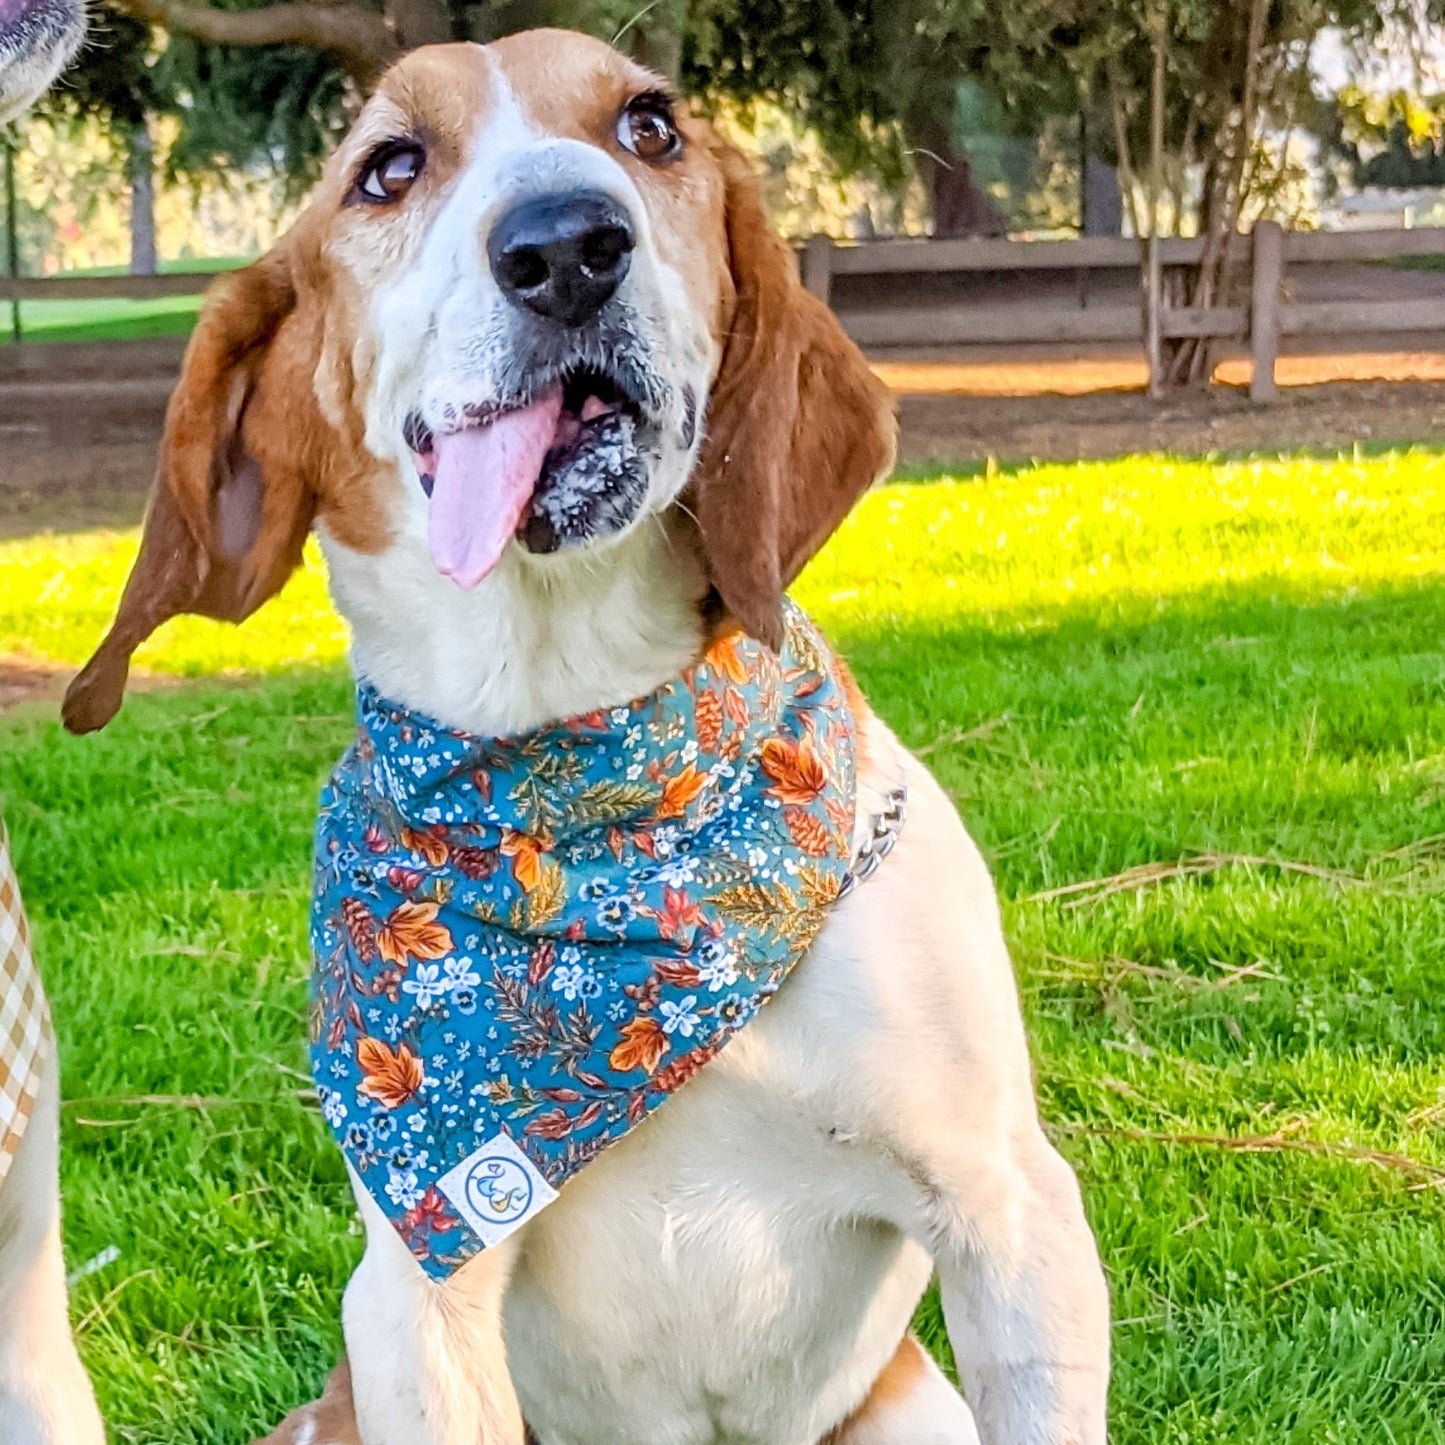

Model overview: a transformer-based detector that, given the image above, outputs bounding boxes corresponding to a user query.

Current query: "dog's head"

[0,0,84,124]
[63,31,895,735]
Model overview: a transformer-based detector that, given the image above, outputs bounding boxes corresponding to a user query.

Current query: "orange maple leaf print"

[608,1017,669,1075]
[652,887,706,943]
[760,734,827,804]
[399,826,449,867]
[704,632,750,684]
[356,1037,424,1109]
[500,829,548,892]
[376,900,454,965]
[657,763,708,819]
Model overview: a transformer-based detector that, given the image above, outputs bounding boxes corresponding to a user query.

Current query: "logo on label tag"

[436,1132,558,1247]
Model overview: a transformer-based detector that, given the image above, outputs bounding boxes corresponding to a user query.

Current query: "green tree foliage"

[1320,84,1445,191]
[163,40,350,187]
[81,0,682,191]
[74,0,1445,242]
[42,7,349,192]
[686,0,1053,232]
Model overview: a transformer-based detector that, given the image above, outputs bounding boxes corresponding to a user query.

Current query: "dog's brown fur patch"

[253,1359,362,1445]
[821,1334,929,1442]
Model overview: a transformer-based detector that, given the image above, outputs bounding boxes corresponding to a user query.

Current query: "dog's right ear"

[63,248,318,734]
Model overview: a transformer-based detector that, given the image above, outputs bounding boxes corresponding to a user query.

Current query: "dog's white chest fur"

[502,907,938,1445]
[343,730,1086,1445]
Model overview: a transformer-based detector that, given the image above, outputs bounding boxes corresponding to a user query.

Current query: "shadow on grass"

[3,570,1440,909]
[1,568,1444,1443]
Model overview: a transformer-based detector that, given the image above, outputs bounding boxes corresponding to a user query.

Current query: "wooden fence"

[2,224,1443,399]
[802,223,1445,402]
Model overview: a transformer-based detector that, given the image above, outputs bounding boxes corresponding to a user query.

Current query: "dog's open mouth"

[407,366,649,589]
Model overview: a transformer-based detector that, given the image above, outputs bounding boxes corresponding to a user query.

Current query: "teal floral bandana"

[311,603,857,1278]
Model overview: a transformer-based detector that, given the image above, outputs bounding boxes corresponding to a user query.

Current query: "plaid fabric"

[0,815,50,1189]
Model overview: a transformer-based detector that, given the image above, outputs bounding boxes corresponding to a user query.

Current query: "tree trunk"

[930,148,1007,238]
[127,117,157,277]
[1082,156,1122,237]
[108,0,401,87]
[1162,0,1269,390]
[904,111,1007,239]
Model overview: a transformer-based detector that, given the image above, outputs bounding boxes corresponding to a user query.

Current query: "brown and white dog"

[65,31,1110,1445]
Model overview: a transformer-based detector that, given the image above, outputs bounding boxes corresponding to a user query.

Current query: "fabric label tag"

[436,1133,559,1247]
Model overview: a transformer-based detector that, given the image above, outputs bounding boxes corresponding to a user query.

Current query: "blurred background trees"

[6,0,1444,276]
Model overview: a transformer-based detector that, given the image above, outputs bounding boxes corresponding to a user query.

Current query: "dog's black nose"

[488,192,635,328]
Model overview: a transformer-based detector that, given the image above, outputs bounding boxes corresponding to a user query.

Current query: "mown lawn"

[2,446,1445,1443]
[0,259,243,346]
[0,292,204,344]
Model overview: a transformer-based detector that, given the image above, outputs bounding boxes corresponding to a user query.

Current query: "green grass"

[3,446,1445,1442]
[0,258,245,346]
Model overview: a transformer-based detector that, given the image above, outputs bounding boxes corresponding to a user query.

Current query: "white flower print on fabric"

[386,1167,424,1209]
[402,963,451,1010]
[320,1089,347,1126]
[443,957,481,992]
[311,603,860,1279]
[659,996,700,1037]
[551,963,601,1002]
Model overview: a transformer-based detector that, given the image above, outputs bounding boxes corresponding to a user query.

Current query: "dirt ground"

[0,655,71,710]
[889,358,1445,467]
[2,351,1444,541]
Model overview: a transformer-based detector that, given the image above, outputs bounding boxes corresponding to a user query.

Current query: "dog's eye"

[617,94,681,162]
[356,142,426,204]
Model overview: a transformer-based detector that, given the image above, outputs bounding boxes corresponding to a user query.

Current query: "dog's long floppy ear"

[691,142,897,651]
[63,250,317,734]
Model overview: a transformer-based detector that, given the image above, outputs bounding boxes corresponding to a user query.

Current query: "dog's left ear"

[63,247,320,734]
[691,140,897,651]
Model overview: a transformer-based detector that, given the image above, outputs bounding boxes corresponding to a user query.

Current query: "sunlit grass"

[0,259,243,347]
[9,446,1445,675]
[0,532,345,675]
[3,444,1445,1442]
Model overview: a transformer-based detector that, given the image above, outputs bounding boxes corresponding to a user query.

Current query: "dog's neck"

[320,508,709,737]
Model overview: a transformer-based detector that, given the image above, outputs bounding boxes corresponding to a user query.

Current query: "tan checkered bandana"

[0,816,50,1187]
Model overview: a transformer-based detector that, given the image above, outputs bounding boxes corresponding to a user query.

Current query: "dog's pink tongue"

[428,386,563,588]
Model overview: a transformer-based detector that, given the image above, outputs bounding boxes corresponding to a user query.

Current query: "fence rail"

[3,224,1443,400]
[0,272,216,301]
[803,223,1445,402]
[801,226,1445,279]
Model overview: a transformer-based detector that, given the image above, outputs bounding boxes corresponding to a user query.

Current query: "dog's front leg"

[344,1171,525,1445]
[931,1130,1110,1445]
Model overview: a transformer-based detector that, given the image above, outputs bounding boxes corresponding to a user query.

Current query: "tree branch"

[107,0,398,83]
[1104,56,1143,239]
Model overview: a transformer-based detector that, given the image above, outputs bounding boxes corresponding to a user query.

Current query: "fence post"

[801,235,834,304]
[3,130,19,346]
[1249,219,1284,403]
